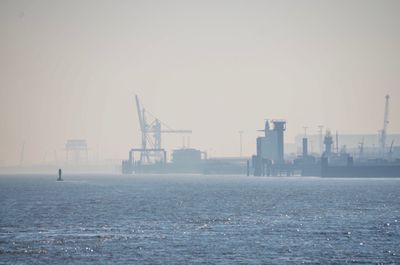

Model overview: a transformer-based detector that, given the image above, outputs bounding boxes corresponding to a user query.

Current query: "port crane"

[135,95,192,164]
[379,95,390,157]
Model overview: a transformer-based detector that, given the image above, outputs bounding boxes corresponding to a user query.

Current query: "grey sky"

[0,0,399,165]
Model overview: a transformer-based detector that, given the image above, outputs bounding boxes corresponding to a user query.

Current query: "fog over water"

[1,0,400,165]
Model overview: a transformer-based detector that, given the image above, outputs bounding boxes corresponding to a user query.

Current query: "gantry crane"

[380,95,390,157]
[134,95,192,164]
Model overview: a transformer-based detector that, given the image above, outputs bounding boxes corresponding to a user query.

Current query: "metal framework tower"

[323,130,333,157]
[380,95,390,157]
[272,120,286,163]
[134,95,192,165]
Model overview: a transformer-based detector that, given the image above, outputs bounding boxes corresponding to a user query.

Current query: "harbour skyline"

[1,0,400,165]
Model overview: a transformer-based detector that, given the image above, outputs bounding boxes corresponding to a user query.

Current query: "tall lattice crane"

[134,95,192,164]
[380,95,390,157]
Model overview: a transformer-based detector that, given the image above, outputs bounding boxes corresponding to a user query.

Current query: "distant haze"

[1,0,399,166]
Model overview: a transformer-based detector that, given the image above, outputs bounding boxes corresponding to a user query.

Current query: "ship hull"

[321,164,400,178]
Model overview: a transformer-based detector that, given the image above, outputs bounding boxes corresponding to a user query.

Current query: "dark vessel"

[320,157,400,178]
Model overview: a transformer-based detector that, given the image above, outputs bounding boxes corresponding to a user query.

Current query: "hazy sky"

[1,0,399,165]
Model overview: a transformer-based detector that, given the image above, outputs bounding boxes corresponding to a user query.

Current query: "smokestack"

[302,138,308,157]
[324,130,333,156]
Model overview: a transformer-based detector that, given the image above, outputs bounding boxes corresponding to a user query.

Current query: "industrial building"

[252,120,290,176]
[256,120,286,163]
[122,94,399,177]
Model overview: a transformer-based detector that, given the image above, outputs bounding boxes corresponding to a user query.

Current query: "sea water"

[0,174,399,264]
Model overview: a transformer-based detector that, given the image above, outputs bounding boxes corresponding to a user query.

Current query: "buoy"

[57,168,63,181]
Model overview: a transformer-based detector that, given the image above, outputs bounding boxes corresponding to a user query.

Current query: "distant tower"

[264,120,270,137]
[380,95,390,157]
[272,120,286,163]
[323,130,333,157]
[302,138,308,157]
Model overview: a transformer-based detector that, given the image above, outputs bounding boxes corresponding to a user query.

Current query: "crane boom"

[135,95,149,163]
[135,95,145,132]
[132,95,193,164]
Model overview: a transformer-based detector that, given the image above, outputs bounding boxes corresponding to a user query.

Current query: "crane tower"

[134,95,192,165]
[380,95,390,157]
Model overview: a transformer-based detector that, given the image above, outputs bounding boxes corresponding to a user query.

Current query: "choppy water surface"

[0,174,399,264]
